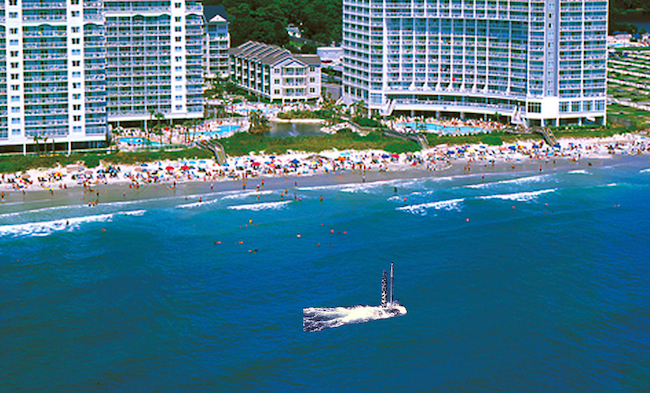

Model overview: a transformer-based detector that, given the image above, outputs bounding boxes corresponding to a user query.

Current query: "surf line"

[302,262,407,333]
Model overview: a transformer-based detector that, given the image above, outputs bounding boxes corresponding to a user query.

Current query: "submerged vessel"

[302,262,407,332]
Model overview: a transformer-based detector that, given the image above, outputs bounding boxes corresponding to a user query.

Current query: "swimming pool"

[194,124,242,138]
[398,122,489,135]
[118,137,168,147]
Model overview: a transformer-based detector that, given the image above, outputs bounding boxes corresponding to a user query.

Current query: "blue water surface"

[1,157,650,392]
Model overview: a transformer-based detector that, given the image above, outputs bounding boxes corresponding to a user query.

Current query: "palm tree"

[248,110,269,134]
[32,134,41,155]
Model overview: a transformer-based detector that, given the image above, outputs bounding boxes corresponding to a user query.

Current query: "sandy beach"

[1,133,648,211]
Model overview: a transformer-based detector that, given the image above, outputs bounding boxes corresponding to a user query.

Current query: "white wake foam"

[397,198,465,215]
[568,170,591,175]
[303,304,407,332]
[479,188,556,202]
[228,200,291,211]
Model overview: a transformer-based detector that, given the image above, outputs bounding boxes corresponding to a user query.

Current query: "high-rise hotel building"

[342,0,608,126]
[0,0,204,153]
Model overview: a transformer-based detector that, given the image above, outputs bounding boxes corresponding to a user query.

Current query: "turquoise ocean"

[1,156,649,391]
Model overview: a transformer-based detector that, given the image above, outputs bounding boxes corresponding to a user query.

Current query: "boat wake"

[303,262,406,332]
[303,303,407,332]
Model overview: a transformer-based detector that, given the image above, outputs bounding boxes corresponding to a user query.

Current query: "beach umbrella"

[252,162,261,167]
[337,156,346,162]
[165,166,175,172]
[290,158,300,165]
[141,163,148,167]
[180,165,191,171]
[21,173,30,179]
[391,153,399,158]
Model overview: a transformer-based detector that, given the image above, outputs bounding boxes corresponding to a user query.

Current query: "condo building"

[0,0,205,153]
[229,41,321,103]
[205,7,229,79]
[342,0,608,126]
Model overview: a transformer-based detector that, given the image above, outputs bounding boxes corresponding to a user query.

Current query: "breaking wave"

[397,198,464,215]
[478,188,556,202]
[467,174,551,189]
[568,170,591,175]
[303,304,407,332]
[221,190,274,200]
[228,200,291,211]
[0,210,145,238]
[640,168,650,174]
[176,197,220,209]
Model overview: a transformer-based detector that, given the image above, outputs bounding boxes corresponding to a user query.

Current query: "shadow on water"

[266,121,325,138]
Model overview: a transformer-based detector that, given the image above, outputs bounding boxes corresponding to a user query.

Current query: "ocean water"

[1,157,650,392]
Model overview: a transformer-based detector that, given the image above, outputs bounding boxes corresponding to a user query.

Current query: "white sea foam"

[302,304,407,332]
[176,197,220,209]
[568,169,591,175]
[221,190,274,200]
[228,200,291,211]
[0,214,113,238]
[479,188,556,202]
[0,209,148,238]
[397,198,465,215]
[467,174,550,189]
[640,168,650,174]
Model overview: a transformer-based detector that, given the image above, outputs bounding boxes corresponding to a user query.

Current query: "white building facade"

[342,0,608,126]
[104,0,204,123]
[206,13,229,79]
[229,41,321,102]
[0,0,204,153]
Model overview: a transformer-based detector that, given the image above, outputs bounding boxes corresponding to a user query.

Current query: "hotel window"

[175,37,182,42]
[9,0,17,5]
[560,102,568,112]
[571,101,581,112]
[309,77,315,83]
[72,49,81,56]
[175,66,182,72]
[11,62,18,69]
[73,104,81,111]
[73,115,82,122]
[175,46,182,51]
[9,28,18,34]
[175,95,182,101]
[9,12,18,19]
[72,27,80,33]
[73,126,82,132]
[12,129,21,135]
[11,107,20,113]
[11,85,19,91]
[175,2,181,7]
[73,60,80,67]
[175,17,182,22]
[527,102,541,113]
[11,74,19,80]
[175,27,182,32]
[73,93,81,100]
[11,118,20,124]
[71,0,79,4]
[175,76,182,81]
[71,11,79,17]
[72,38,80,45]
[73,82,80,89]
[175,105,183,110]
[10,51,18,57]
[72,71,81,78]
[11,96,19,102]
[309,87,315,93]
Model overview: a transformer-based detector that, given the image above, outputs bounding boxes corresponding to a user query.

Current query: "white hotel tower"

[342,0,608,126]
[0,0,204,153]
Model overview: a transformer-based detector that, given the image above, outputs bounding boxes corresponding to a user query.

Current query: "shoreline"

[1,133,648,210]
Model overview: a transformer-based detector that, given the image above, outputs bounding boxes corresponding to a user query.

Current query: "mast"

[390,262,394,304]
[381,270,387,307]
